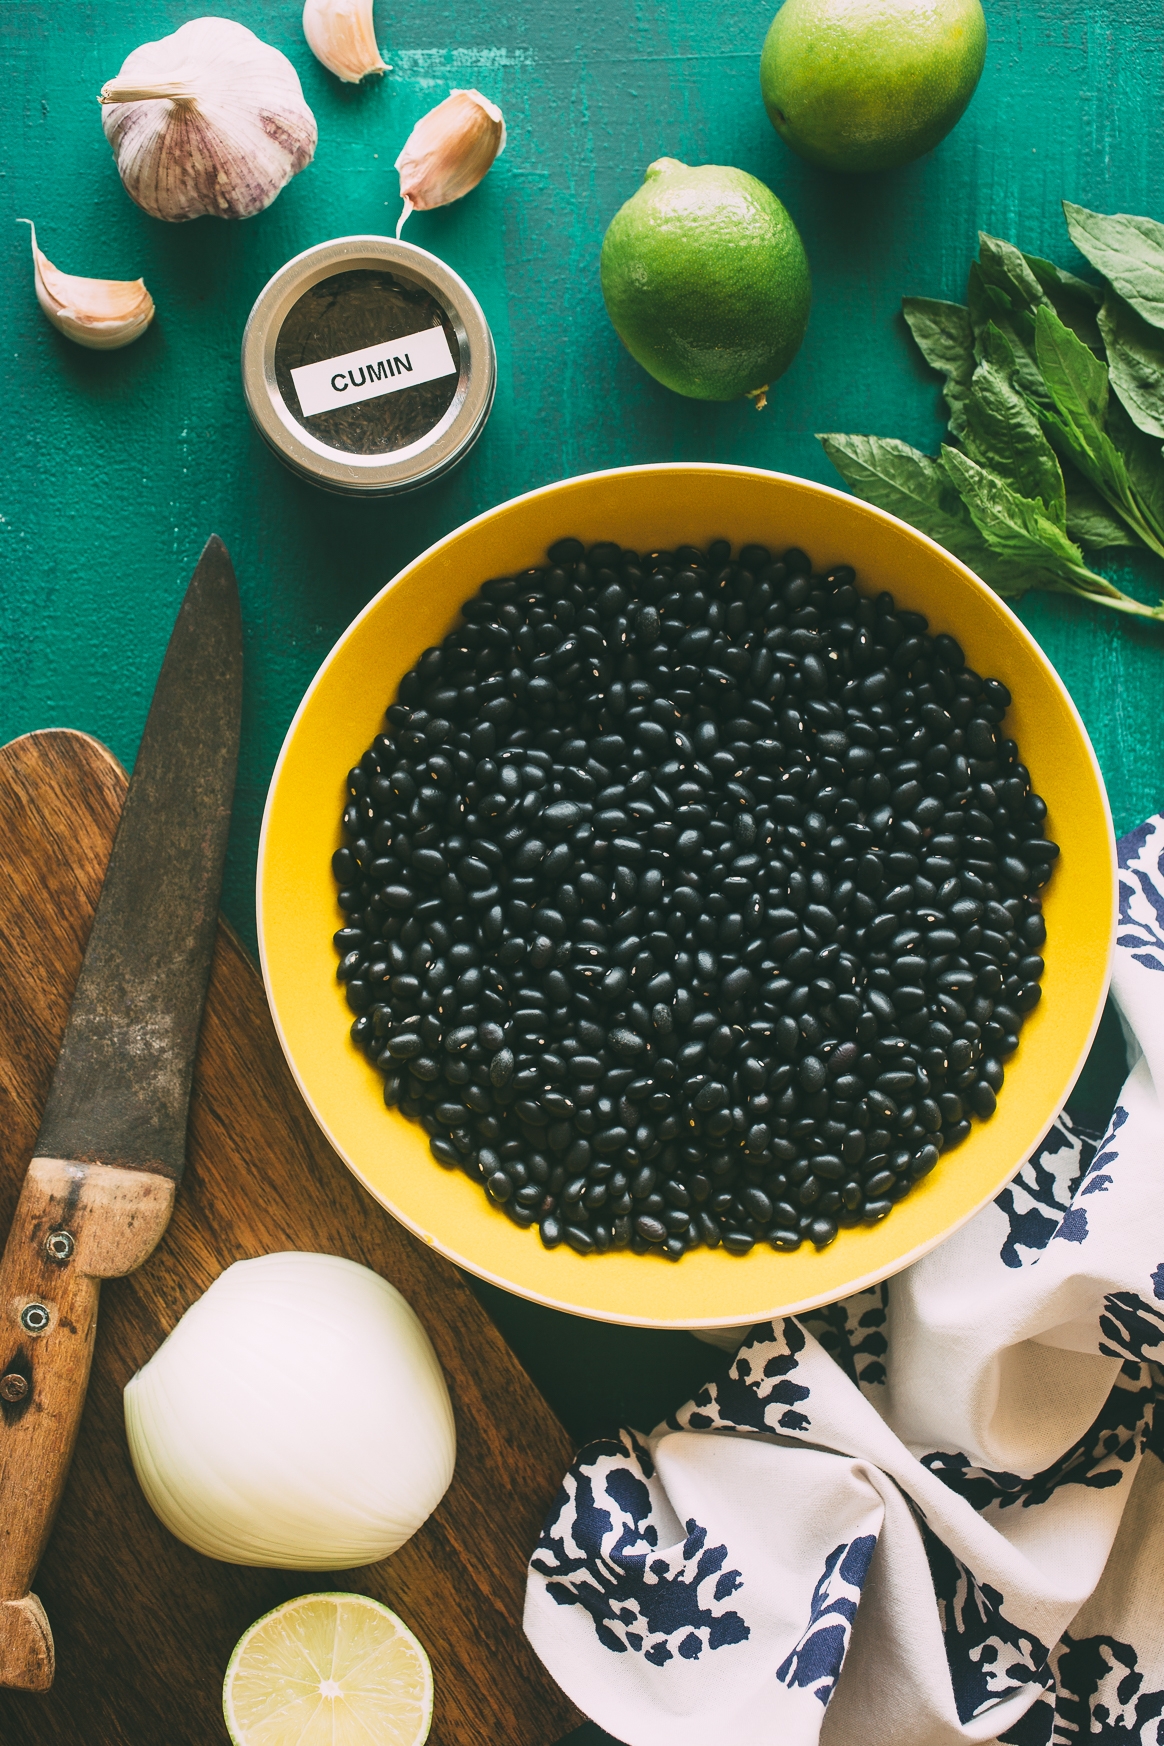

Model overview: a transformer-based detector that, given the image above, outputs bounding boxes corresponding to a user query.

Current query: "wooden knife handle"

[0,1157,174,1690]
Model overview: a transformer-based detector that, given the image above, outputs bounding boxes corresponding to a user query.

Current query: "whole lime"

[599,158,811,402]
[760,0,987,174]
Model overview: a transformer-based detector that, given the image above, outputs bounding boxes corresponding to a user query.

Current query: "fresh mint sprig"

[820,202,1164,625]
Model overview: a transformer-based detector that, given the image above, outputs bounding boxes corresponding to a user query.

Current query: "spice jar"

[241,235,495,496]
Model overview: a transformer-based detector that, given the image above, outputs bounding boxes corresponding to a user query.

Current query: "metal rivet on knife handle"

[0,1376,28,1404]
[0,534,242,1693]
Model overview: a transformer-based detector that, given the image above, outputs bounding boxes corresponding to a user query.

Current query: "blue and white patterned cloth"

[524,817,1164,1745]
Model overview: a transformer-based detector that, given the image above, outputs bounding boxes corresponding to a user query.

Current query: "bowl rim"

[257,460,1116,1328]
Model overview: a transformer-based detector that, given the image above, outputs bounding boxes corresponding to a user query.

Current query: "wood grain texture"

[0,729,580,1746]
[0,1158,178,1692]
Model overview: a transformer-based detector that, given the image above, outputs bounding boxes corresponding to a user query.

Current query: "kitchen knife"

[0,535,242,1691]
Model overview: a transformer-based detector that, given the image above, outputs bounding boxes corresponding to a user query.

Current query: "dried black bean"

[335,538,1052,1256]
[635,1214,667,1244]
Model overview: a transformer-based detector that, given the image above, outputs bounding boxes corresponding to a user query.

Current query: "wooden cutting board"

[0,729,582,1746]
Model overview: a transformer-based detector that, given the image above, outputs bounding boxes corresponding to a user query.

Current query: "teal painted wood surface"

[0,2,1156,1463]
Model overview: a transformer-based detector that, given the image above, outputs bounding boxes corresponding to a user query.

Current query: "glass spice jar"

[241,235,496,496]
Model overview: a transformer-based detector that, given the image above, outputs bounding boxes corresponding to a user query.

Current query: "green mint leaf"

[966,259,993,344]
[1034,303,1110,431]
[1038,398,1137,524]
[818,432,959,534]
[978,232,1047,316]
[1023,252,1101,308]
[943,444,1156,613]
[962,359,1066,526]
[1033,307,1164,554]
[1022,251,1104,350]
[1065,486,1140,549]
[1041,397,1135,543]
[817,432,1032,597]
[940,444,1085,572]
[934,538,1033,599]
[1098,290,1164,439]
[1063,201,1164,330]
[979,322,1018,373]
[1107,397,1164,548]
[974,232,1103,361]
[968,263,1047,400]
[901,298,974,432]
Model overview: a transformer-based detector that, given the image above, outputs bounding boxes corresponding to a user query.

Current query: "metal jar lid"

[241,235,496,497]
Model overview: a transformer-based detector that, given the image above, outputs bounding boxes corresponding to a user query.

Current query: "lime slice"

[223,1592,433,1746]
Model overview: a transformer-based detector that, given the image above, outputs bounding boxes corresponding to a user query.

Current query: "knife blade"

[0,535,241,1690]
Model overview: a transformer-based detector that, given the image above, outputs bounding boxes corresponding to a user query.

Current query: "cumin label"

[291,325,458,418]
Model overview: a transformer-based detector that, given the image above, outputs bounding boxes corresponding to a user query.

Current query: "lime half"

[223,1592,433,1746]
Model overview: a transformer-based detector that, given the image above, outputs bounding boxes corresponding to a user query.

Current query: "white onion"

[124,1252,455,1570]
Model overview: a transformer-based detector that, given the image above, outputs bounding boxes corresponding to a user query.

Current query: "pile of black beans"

[334,540,1055,1258]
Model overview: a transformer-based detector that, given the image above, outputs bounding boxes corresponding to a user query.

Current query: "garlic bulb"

[395,89,506,237]
[20,221,154,350]
[303,0,389,83]
[124,1252,456,1570]
[99,18,317,222]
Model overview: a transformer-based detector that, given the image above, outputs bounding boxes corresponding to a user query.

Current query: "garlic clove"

[394,89,506,236]
[303,0,389,84]
[20,220,154,350]
[99,18,318,223]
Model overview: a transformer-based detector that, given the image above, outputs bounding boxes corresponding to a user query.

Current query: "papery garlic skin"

[21,221,154,350]
[395,89,505,234]
[303,0,389,83]
[100,18,317,222]
[124,1252,456,1570]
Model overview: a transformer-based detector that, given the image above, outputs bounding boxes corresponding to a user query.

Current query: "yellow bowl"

[258,464,1114,1329]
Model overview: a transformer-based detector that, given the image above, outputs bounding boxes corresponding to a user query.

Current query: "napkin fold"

[525,815,1164,1746]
